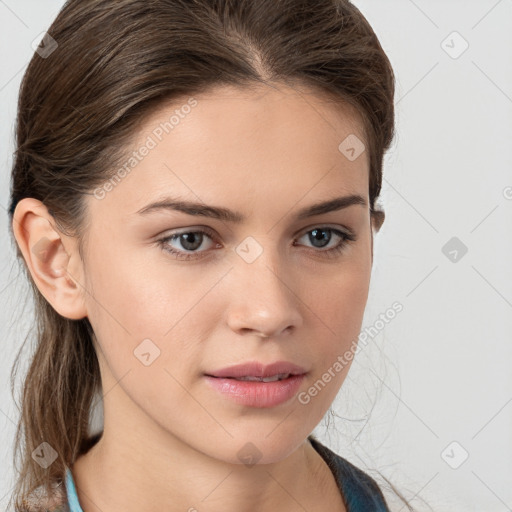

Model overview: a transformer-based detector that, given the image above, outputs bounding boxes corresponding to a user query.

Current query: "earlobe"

[370,209,385,265]
[371,209,385,234]
[12,198,88,320]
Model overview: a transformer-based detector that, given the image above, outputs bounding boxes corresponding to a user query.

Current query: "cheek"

[299,273,370,414]
[84,245,221,374]
[83,256,215,428]
[306,241,371,324]
[302,243,372,371]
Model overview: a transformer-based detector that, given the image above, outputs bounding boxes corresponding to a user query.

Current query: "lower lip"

[204,374,306,408]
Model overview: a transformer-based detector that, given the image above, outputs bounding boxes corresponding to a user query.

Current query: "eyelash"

[156,226,357,261]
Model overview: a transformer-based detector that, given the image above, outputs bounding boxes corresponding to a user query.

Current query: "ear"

[12,198,88,320]
[370,208,385,263]
[371,209,385,234]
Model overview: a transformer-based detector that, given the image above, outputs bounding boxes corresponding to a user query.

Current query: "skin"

[13,82,383,512]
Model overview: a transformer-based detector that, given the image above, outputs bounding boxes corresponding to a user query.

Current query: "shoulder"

[308,435,390,512]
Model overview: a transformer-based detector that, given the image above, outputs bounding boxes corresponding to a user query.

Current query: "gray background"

[1,1,511,511]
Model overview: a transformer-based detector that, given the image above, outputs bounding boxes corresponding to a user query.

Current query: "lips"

[205,361,308,380]
[204,373,307,407]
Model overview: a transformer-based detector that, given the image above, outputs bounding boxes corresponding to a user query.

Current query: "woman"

[7,0,414,510]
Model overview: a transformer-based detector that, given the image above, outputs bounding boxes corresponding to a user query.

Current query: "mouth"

[205,373,297,382]
[203,372,307,408]
[205,360,308,380]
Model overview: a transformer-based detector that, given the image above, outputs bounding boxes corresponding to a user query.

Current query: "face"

[76,82,375,463]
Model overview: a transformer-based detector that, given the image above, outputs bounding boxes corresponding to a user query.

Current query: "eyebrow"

[136,194,367,222]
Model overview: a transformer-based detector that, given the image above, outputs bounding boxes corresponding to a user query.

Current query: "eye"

[156,226,357,261]
[294,226,357,258]
[157,228,219,260]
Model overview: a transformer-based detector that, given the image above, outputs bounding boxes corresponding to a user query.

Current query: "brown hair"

[7,0,415,509]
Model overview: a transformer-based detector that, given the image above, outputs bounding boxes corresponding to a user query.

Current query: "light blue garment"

[65,467,84,512]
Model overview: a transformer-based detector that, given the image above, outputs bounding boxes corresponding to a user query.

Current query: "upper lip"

[205,361,308,379]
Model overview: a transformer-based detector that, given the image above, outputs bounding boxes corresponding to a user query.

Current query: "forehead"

[90,82,369,219]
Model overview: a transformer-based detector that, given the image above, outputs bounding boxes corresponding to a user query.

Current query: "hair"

[6,0,416,510]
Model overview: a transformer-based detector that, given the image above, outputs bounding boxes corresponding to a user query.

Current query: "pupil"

[181,232,202,251]
[310,229,331,248]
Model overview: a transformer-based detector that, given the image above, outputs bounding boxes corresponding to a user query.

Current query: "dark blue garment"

[64,436,390,511]
[308,435,390,511]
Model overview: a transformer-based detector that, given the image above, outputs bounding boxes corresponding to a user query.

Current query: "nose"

[225,246,303,339]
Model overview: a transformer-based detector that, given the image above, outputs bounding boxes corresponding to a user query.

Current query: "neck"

[71,424,335,512]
